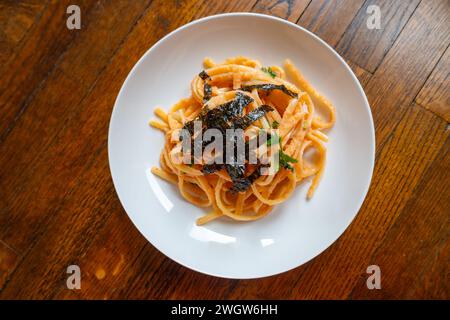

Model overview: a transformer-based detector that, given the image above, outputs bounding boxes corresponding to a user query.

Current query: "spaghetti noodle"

[150,56,335,225]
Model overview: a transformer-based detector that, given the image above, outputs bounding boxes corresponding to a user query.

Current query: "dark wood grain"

[362,0,449,150]
[0,0,448,299]
[0,0,258,299]
[337,0,420,73]
[350,131,450,299]
[297,0,365,47]
[253,0,311,21]
[416,46,450,122]
[0,0,99,142]
[346,60,372,88]
[227,103,449,299]
[0,0,154,254]
[0,241,19,290]
[0,0,47,67]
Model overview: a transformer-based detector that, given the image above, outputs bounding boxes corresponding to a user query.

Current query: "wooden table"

[0,0,448,300]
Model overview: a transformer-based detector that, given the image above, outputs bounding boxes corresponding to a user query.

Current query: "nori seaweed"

[229,163,268,193]
[198,70,211,80]
[201,163,224,174]
[203,83,212,103]
[204,92,254,131]
[241,83,298,98]
[220,92,254,121]
[180,91,275,192]
[183,92,254,135]
[199,71,212,103]
[232,105,273,129]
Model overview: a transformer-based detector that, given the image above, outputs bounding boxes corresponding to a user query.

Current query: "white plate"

[108,13,375,279]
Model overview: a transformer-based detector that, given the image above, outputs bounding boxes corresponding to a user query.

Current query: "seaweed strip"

[229,164,267,193]
[204,92,253,131]
[203,83,212,103]
[182,92,273,192]
[225,163,247,192]
[184,92,253,135]
[201,163,224,174]
[232,105,273,129]
[198,70,211,80]
[220,92,254,120]
[241,83,297,98]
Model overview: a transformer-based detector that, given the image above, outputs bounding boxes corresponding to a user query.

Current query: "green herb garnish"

[279,152,298,171]
[272,120,279,129]
[266,134,298,171]
[261,67,276,78]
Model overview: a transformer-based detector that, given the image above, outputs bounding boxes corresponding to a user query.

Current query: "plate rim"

[108,12,376,279]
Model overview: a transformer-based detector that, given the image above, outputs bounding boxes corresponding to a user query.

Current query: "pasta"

[150,56,335,225]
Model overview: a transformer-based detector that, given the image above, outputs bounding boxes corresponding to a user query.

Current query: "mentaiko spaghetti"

[150,56,335,225]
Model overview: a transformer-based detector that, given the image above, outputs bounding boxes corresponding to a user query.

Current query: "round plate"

[108,13,375,279]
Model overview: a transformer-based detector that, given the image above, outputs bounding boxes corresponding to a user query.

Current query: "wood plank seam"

[251,0,265,13]
[282,100,448,298]
[294,0,313,23]
[415,101,450,124]
[0,240,19,257]
[0,1,102,144]
[364,106,448,296]
[412,42,450,103]
[2,0,448,299]
[0,1,157,293]
[369,0,449,154]
[251,0,312,22]
[0,0,156,253]
[0,0,261,298]
[0,1,159,252]
[335,0,422,75]
[297,0,327,26]
[0,3,100,144]
[347,133,450,299]
[0,1,102,145]
[369,0,421,75]
[0,0,50,76]
[0,0,155,146]
[0,0,167,296]
[373,101,448,165]
[0,240,20,290]
[413,42,450,122]
[369,60,449,160]
[371,0,420,74]
[64,1,370,298]
[251,0,311,20]
[349,59,374,79]
[0,149,107,293]
[333,0,368,51]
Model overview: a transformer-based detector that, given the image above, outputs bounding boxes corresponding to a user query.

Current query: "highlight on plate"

[150,56,335,225]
